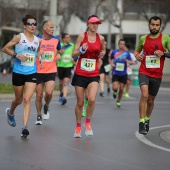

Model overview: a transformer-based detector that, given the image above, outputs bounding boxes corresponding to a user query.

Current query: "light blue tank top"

[13,33,39,75]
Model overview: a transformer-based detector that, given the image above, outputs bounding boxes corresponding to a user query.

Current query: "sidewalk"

[0,73,169,100]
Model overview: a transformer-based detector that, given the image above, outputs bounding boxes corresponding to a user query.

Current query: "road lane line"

[135,125,170,152]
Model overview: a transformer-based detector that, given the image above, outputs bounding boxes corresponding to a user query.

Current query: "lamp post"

[44,0,62,36]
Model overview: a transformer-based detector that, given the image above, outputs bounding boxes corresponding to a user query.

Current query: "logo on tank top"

[22,40,26,43]
[28,46,36,52]
[23,45,36,52]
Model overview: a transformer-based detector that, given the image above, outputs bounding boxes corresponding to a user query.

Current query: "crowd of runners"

[2,14,170,138]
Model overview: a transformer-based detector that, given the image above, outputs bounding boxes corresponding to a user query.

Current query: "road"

[0,75,170,170]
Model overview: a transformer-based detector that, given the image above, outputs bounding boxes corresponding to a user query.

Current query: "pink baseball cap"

[87,17,102,24]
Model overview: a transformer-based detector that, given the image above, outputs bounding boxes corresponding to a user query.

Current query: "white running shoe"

[73,126,82,138]
[43,105,50,120]
[42,112,50,120]
[35,116,43,125]
[84,122,93,136]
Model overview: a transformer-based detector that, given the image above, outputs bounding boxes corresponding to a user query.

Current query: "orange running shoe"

[73,126,82,138]
[83,122,93,136]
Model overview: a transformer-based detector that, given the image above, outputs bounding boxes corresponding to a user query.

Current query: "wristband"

[79,46,87,54]
[164,52,170,58]
[13,52,17,58]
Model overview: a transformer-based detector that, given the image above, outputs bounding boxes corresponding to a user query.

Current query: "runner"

[72,15,105,138]
[2,15,39,138]
[57,33,74,105]
[110,39,132,108]
[35,20,61,125]
[124,44,137,98]
[134,16,170,135]
[82,58,103,117]
[99,42,111,97]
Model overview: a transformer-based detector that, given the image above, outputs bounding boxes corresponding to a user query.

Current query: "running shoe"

[21,126,29,138]
[73,126,82,138]
[107,88,110,93]
[113,92,117,99]
[59,92,63,103]
[139,122,147,135]
[35,115,42,125]
[82,108,86,117]
[84,98,88,107]
[84,122,93,136]
[116,101,121,108]
[42,105,50,120]
[99,92,105,97]
[124,93,129,98]
[6,108,16,127]
[145,120,150,133]
[61,97,67,105]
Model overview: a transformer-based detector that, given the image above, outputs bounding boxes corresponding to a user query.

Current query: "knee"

[88,97,95,105]
[77,101,84,109]
[147,97,154,105]
[45,91,52,97]
[36,93,43,101]
[141,94,148,101]
[23,97,31,105]
[15,98,23,105]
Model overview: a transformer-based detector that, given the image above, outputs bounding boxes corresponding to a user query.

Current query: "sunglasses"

[26,22,37,26]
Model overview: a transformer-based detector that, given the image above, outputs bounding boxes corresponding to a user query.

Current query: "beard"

[149,28,160,35]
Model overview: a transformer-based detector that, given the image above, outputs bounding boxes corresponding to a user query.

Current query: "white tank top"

[13,33,39,75]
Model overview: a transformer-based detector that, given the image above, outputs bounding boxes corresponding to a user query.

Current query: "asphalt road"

[0,75,170,170]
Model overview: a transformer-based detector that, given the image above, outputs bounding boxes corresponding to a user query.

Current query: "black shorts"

[138,74,162,96]
[71,74,100,89]
[99,66,109,75]
[57,67,72,80]
[112,74,127,84]
[37,73,56,84]
[12,72,37,86]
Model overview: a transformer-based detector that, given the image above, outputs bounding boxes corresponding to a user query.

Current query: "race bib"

[115,62,125,71]
[41,51,54,62]
[146,55,160,68]
[127,66,133,75]
[104,64,111,72]
[21,52,35,66]
[63,54,72,63]
[81,58,96,71]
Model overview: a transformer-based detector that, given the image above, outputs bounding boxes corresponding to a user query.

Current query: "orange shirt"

[36,35,61,73]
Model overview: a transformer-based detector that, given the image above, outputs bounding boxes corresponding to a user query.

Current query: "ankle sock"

[144,116,150,121]
[85,118,90,123]
[140,118,145,123]
[77,123,81,127]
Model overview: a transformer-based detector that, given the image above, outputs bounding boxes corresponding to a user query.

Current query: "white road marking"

[135,125,170,152]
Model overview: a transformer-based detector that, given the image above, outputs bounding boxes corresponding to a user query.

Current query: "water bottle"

[140,51,145,58]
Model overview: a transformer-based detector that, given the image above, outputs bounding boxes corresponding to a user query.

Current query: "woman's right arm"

[2,34,20,57]
[72,33,84,58]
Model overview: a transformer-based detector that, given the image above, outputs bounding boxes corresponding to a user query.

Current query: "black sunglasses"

[26,22,37,26]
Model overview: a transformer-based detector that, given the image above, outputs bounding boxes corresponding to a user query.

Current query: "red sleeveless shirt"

[139,34,166,78]
[75,32,102,77]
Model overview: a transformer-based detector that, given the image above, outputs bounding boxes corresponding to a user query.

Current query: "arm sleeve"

[135,35,146,52]
[166,35,170,52]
